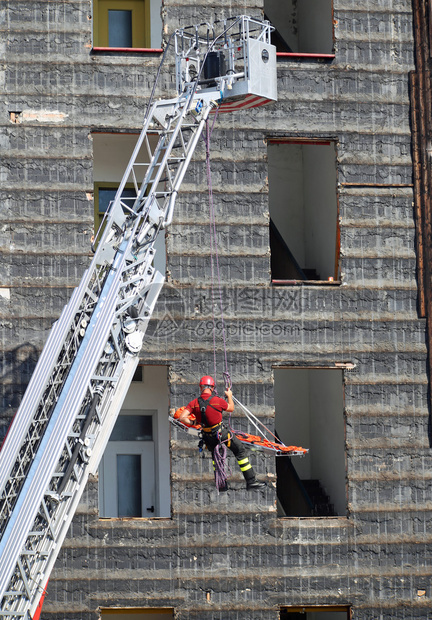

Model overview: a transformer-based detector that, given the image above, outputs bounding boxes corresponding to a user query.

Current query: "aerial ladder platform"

[0,16,276,618]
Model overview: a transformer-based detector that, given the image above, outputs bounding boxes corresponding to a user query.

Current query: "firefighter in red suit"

[176,375,265,491]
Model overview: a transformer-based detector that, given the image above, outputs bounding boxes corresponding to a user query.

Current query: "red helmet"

[199,375,215,390]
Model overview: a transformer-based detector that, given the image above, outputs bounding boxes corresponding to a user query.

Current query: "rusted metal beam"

[410,70,425,316]
[411,0,432,444]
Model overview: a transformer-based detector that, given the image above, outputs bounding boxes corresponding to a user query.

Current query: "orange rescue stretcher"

[169,411,308,457]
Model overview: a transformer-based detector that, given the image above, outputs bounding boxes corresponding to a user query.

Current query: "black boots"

[246,479,266,490]
[237,456,266,490]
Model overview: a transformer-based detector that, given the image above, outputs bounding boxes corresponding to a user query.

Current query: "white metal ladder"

[0,16,276,618]
[0,87,216,619]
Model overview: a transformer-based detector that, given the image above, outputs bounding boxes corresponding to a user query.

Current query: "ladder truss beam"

[0,90,215,620]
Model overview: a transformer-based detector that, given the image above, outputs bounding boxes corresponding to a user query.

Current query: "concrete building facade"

[1,0,430,618]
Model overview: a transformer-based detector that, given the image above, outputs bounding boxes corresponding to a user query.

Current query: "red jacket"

[185,393,228,426]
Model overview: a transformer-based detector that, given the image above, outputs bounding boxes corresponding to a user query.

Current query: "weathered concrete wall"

[1,0,431,618]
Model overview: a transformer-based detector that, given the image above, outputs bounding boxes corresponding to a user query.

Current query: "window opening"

[280,607,350,620]
[94,0,162,49]
[274,367,346,517]
[264,0,334,54]
[111,414,153,441]
[99,365,170,518]
[94,184,137,231]
[109,9,132,47]
[92,132,166,275]
[268,139,339,284]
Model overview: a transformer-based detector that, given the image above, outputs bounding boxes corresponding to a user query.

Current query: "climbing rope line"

[204,116,278,445]
[203,125,237,489]
[204,109,230,383]
[213,440,231,491]
[232,396,279,444]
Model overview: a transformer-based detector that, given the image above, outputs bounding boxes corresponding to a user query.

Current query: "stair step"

[303,268,320,280]
[302,479,336,517]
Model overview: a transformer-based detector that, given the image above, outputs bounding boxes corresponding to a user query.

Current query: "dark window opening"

[95,185,137,229]
[268,140,339,284]
[111,415,153,441]
[274,368,346,517]
[97,184,136,218]
[264,0,334,54]
[108,9,132,47]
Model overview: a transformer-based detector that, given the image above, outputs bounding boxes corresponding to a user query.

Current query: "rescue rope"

[204,111,229,383]
[232,396,280,445]
[213,440,231,491]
